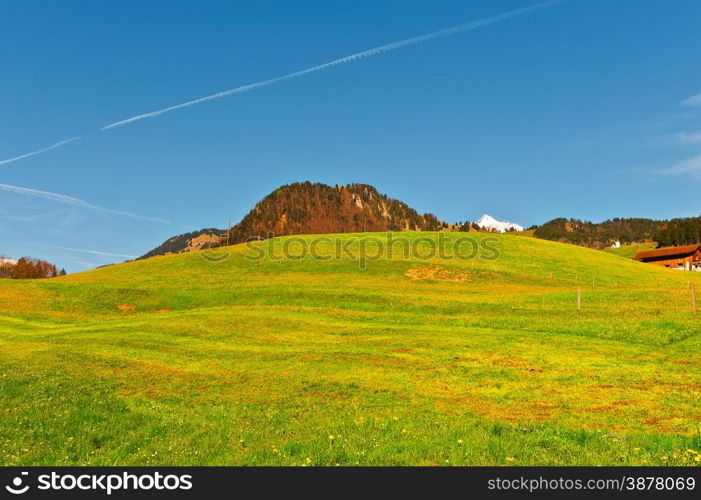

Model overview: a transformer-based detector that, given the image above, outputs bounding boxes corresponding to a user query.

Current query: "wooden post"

[692,284,697,313]
[577,287,581,310]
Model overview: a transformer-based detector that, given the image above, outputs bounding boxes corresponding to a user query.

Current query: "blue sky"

[1,0,701,272]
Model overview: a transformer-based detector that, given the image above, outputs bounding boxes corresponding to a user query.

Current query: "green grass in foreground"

[0,232,700,466]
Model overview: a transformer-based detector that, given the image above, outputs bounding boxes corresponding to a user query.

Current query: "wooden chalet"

[634,244,701,271]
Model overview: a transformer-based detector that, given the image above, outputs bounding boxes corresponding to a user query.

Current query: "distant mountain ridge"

[475,214,524,233]
[140,183,701,260]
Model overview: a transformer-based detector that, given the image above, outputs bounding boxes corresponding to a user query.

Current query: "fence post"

[577,287,581,310]
[692,284,697,313]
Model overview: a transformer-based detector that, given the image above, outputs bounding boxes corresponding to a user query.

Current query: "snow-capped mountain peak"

[475,214,524,233]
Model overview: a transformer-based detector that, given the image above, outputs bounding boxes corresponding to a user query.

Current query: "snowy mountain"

[475,214,524,233]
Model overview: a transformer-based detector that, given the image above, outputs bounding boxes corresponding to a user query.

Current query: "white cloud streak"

[0,182,170,223]
[676,131,701,144]
[0,137,82,165]
[658,154,701,177]
[682,93,701,107]
[100,0,564,131]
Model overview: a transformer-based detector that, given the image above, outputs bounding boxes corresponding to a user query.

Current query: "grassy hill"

[0,232,700,466]
[603,242,658,260]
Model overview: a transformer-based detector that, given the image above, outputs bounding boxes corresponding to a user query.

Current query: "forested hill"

[533,216,701,249]
[226,182,444,244]
[141,182,445,258]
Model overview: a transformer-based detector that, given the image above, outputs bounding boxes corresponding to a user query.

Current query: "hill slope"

[139,228,224,260]
[1,233,699,465]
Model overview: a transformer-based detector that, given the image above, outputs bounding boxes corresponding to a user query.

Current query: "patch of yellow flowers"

[661,449,699,465]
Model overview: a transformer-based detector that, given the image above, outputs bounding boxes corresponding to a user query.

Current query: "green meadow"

[0,232,699,466]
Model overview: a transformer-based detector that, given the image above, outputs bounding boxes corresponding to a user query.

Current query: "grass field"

[0,232,700,466]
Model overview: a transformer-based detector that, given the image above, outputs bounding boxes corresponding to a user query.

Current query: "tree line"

[655,218,701,247]
[0,257,66,279]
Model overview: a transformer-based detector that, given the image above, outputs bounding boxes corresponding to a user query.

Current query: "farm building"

[634,244,701,271]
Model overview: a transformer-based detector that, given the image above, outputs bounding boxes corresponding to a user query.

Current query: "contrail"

[0,136,82,165]
[0,182,170,224]
[101,0,564,130]
[0,0,566,164]
[26,243,137,259]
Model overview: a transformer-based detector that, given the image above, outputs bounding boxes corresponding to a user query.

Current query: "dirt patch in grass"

[405,265,472,282]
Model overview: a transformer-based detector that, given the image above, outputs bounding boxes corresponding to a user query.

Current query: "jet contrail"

[0,0,566,164]
[0,182,170,224]
[0,136,82,165]
[101,0,564,130]
[26,243,138,259]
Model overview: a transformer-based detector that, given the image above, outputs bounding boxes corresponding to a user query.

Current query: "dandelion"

[661,456,668,462]
[457,439,463,446]
[506,457,516,463]
[695,456,701,463]
[328,435,335,441]
[401,428,407,434]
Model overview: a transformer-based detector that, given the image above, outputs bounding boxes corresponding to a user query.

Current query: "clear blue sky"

[1,0,700,272]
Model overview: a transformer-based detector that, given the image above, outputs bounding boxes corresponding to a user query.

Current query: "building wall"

[642,250,701,269]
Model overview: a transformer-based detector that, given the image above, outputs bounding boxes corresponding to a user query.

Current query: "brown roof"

[634,244,701,261]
